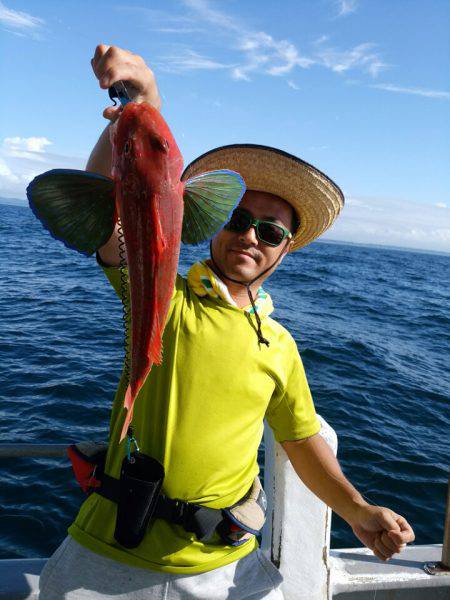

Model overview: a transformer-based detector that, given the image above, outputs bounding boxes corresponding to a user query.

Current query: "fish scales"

[111,103,184,439]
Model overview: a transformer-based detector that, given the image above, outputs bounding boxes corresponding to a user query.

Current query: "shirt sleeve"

[95,252,186,303]
[96,252,128,299]
[265,337,321,443]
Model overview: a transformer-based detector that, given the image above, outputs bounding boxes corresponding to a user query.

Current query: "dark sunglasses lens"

[257,222,285,246]
[225,210,251,232]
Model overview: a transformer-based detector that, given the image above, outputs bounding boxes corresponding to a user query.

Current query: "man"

[39,45,414,599]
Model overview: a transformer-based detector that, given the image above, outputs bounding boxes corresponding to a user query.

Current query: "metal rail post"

[442,472,450,567]
[424,471,450,575]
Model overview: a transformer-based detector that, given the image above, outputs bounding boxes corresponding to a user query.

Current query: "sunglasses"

[224,208,292,247]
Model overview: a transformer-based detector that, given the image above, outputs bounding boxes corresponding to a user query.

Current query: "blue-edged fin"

[27,169,115,257]
[182,170,245,245]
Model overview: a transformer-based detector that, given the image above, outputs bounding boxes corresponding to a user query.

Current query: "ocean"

[1,202,449,560]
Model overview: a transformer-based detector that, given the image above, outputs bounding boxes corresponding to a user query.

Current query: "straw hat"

[182,144,345,251]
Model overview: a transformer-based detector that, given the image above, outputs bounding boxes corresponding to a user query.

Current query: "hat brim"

[182,144,344,251]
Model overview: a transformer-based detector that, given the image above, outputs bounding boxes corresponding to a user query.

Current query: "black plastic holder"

[114,452,165,548]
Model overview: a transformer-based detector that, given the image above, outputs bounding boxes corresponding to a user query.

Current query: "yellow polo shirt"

[68,263,320,573]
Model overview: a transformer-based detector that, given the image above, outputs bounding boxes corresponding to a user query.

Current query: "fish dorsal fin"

[27,169,115,256]
[182,170,246,245]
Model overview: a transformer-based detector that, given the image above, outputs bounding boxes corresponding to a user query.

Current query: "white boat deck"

[331,544,450,599]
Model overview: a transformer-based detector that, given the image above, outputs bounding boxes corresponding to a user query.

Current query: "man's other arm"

[281,434,415,561]
[87,44,161,267]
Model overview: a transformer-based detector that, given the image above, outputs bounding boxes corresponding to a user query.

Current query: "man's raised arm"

[87,44,161,267]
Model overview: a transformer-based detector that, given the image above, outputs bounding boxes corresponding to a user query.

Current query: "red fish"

[111,102,184,439]
[27,105,245,442]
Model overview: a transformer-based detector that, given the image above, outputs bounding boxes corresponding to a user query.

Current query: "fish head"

[111,102,183,192]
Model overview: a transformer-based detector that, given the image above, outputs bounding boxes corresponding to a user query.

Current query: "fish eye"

[151,135,169,154]
[124,141,131,154]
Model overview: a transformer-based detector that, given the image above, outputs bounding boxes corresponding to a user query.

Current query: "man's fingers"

[377,510,402,533]
[102,106,122,122]
[93,54,150,94]
[380,531,400,553]
[90,44,161,110]
[374,535,395,560]
[92,45,133,83]
[99,65,132,89]
[388,517,415,545]
[93,44,110,64]
[381,531,406,554]
[91,44,111,77]
[373,548,388,561]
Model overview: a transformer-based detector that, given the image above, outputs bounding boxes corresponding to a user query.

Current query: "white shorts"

[39,536,284,599]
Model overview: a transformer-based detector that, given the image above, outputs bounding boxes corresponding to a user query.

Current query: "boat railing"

[0,444,68,458]
[1,418,449,599]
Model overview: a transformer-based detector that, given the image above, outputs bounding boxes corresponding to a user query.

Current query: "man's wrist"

[342,495,371,525]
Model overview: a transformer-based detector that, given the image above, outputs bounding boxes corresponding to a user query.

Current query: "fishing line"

[118,218,139,447]
[117,217,131,386]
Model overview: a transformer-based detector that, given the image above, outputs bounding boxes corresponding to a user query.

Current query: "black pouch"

[114,452,165,548]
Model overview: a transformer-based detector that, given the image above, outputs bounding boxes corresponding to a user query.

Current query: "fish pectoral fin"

[27,169,116,256]
[124,384,133,412]
[148,295,163,365]
[182,170,246,245]
[151,195,168,255]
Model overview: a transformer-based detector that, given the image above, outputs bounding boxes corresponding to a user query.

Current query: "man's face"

[210,190,294,283]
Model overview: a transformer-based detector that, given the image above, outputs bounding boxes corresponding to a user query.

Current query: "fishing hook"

[108,80,132,107]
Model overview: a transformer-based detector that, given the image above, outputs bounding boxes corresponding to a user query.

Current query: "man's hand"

[87,44,161,265]
[349,504,415,561]
[91,44,161,121]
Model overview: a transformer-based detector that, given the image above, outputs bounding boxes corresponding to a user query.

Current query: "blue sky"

[1,0,449,252]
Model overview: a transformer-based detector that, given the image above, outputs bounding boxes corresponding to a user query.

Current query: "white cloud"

[315,40,388,77]
[0,158,20,184]
[0,1,43,30]
[322,195,450,253]
[287,80,300,90]
[314,35,330,45]
[172,0,386,82]
[4,136,53,161]
[153,27,203,34]
[337,0,359,17]
[0,136,85,199]
[436,202,447,208]
[4,136,52,152]
[245,32,314,76]
[115,6,204,34]
[371,83,450,100]
[158,49,232,73]
[179,0,315,80]
[231,67,251,81]
[183,0,240,31]
[307,145,330,151]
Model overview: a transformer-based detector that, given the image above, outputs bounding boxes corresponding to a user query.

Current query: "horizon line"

[1,197,448,258]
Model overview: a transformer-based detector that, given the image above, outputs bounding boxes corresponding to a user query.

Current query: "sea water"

[0,203,449,559]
